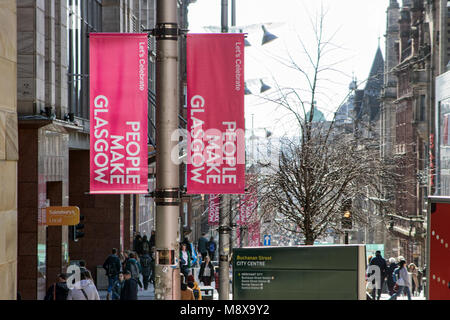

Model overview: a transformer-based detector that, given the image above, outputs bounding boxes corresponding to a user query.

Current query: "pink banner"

[208,194,220,226]
[237,175,259,246]
[90,33,148,194]
[186,34,245,194]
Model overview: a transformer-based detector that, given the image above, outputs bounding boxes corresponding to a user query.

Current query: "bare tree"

[251,6,413,245]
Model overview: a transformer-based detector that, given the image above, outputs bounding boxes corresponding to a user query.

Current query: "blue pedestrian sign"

[263,235,271,246]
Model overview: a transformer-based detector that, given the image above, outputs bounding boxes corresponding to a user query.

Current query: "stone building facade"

[14,0,160,299]
[0,0,18,300]
[379,0,450,266]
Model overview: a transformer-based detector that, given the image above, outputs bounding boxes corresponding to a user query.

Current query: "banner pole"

[154,0,181,300]
[218,0,231,301]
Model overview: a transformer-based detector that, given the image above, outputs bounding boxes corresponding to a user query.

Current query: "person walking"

[133,234,143,256]
[150,246,156,285]
[409,263,419,296]
[124,252,143,289]
[369,250,387,300]
[197,233,208,264]
[180,274,195,300]
[120,271,139,300]
[102,248,122,300]
[180,243,192,281]
[111,272,125,300]
[386,257,398,296]
[44,273,69,300]
[190,242,199,269]
[199,255,215,286]
[120,251,128,271]
[67,270,100,300]
[140,251,152,290]
[389,259,412,300]
[141,235,150,254]
[149,230,156,248]
[207,237,217,261]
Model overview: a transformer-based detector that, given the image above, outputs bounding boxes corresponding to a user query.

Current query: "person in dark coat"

[141,235,150,254]
[120,271,138,300]
[199,255,215,286]
[102,248,122,300]
[133,234,143,256]
[149,230,156,249]
[44,273,69,300]
[207,237,217,261]
[197,233,209,264]
[124,252,143,288]
[369,250,387,300]
[386,257,398,296]
[111,273,125,300]
[140,251,152,290]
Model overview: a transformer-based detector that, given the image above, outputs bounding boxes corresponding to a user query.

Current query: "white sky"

[188,0,390,137]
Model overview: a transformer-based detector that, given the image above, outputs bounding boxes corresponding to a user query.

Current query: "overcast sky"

[188,0,390,136]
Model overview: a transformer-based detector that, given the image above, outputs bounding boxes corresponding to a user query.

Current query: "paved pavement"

[377,292,425,300]
[98,280,425,301]
[99,282,156,300]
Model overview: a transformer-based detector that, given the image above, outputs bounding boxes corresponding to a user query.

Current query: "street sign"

[46,206,80,226]
[263,235,271,246]
[233,245,367,300]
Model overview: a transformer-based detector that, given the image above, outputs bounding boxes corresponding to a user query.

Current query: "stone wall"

[0,0,18,301]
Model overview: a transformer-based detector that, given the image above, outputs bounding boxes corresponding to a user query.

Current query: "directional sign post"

[263,235,271,246]
[45,206,80,226]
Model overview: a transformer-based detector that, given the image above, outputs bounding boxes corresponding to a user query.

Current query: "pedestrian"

[124,252,143,289]
[409,263,419,296]
[182,236,193,256]
[150,246,156,285]
[199,255,215,286]
[207,237,217,261]
[102,248,122,300]
[119,251,126,269]
[140,251,152,290]
[180,243,192,281]
[120,271,139,300]
[141,235,150,254]
[369,250,387,300]
[79,260,88,273]
[44,273,69,300]
[417,267,424,295]
[180,274,195,300]
[187,275,202,300]
[133,234,143,256]
[389,259,412,300]
[386,257,398,296]
[149,230,156,248]
[111,272,125,300]
[67,270,100,300]
[190,241,199,269]
[197,233,209,264]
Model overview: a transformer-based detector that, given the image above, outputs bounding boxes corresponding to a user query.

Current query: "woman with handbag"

[389,259,412,300]
[199,255,215,286]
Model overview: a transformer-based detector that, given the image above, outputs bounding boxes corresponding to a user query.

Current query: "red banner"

[186,34,245,194]
[428,201,450,300]
[89,33,148,194]
[237,175,259,246]
[208,194,220,226]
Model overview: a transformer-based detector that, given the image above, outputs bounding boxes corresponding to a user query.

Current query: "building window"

[68,0,102,119]
[419,95,426,121]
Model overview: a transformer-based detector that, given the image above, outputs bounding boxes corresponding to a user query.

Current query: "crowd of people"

[179,233,217,300]
[42,231,216,301]
[367,250,425,300]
